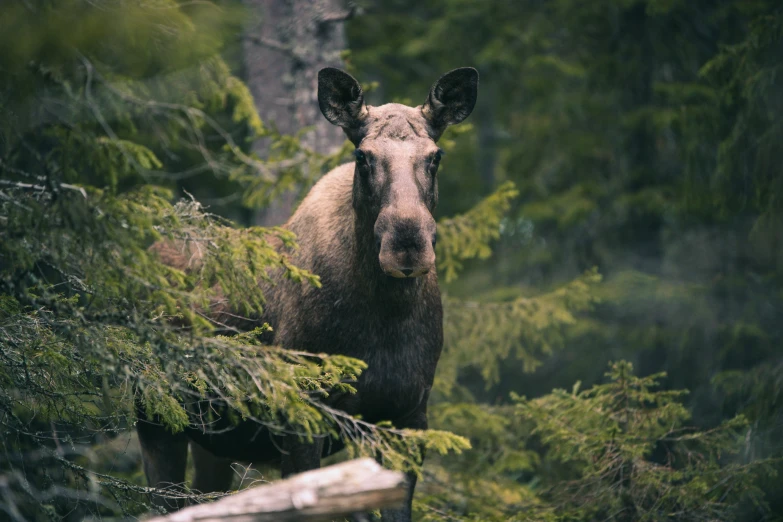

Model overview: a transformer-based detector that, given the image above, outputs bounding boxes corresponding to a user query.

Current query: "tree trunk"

[243,0,350,225]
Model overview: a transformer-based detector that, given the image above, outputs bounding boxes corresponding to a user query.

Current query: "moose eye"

[354,149,371,175]
[428,149,444,174]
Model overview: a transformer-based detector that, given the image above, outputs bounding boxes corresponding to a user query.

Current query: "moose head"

[318,67,479,279]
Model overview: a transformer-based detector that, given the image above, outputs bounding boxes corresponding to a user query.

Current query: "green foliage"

[688,7,783,216]
[0,176,388,515]
[516,361,772,521]
[437,181,519,283]
[439,269,601,397]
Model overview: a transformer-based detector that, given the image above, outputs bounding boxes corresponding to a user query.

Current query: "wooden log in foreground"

[148,458,407,522]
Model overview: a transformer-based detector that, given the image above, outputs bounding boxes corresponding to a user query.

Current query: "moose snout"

[375,210,436,279]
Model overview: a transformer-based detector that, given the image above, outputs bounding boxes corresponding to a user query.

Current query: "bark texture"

[243,0,350,224]
[147,458,406,522]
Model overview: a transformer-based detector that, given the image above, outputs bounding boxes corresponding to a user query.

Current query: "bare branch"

[318,5,358,24]
[243,35,305,64]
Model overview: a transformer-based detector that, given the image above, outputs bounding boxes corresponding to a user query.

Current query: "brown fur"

[137,67,478,521]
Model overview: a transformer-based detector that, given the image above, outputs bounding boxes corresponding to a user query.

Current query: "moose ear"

[318,68,369,130]
[421,67,479,138]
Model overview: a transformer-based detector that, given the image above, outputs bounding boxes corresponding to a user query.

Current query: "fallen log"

[148,458,407,522]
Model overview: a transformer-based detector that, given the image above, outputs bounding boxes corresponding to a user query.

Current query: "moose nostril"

[400,268,413,277]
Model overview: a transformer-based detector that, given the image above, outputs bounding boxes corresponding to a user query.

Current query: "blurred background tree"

[1,0,782,521]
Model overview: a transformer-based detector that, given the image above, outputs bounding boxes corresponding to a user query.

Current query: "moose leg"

[191,442,236,495]
[379,408,428,522]
[136,420,189,512]
[280,436,324,478]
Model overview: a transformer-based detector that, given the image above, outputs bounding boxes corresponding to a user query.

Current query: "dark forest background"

[1,1,782,520]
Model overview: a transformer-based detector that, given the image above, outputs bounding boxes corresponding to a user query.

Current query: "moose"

[137,66,479,521]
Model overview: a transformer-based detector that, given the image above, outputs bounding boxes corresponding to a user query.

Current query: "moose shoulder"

[137,67,479,521]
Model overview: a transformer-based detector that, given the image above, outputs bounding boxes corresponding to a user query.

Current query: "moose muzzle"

[375,207,437,278]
